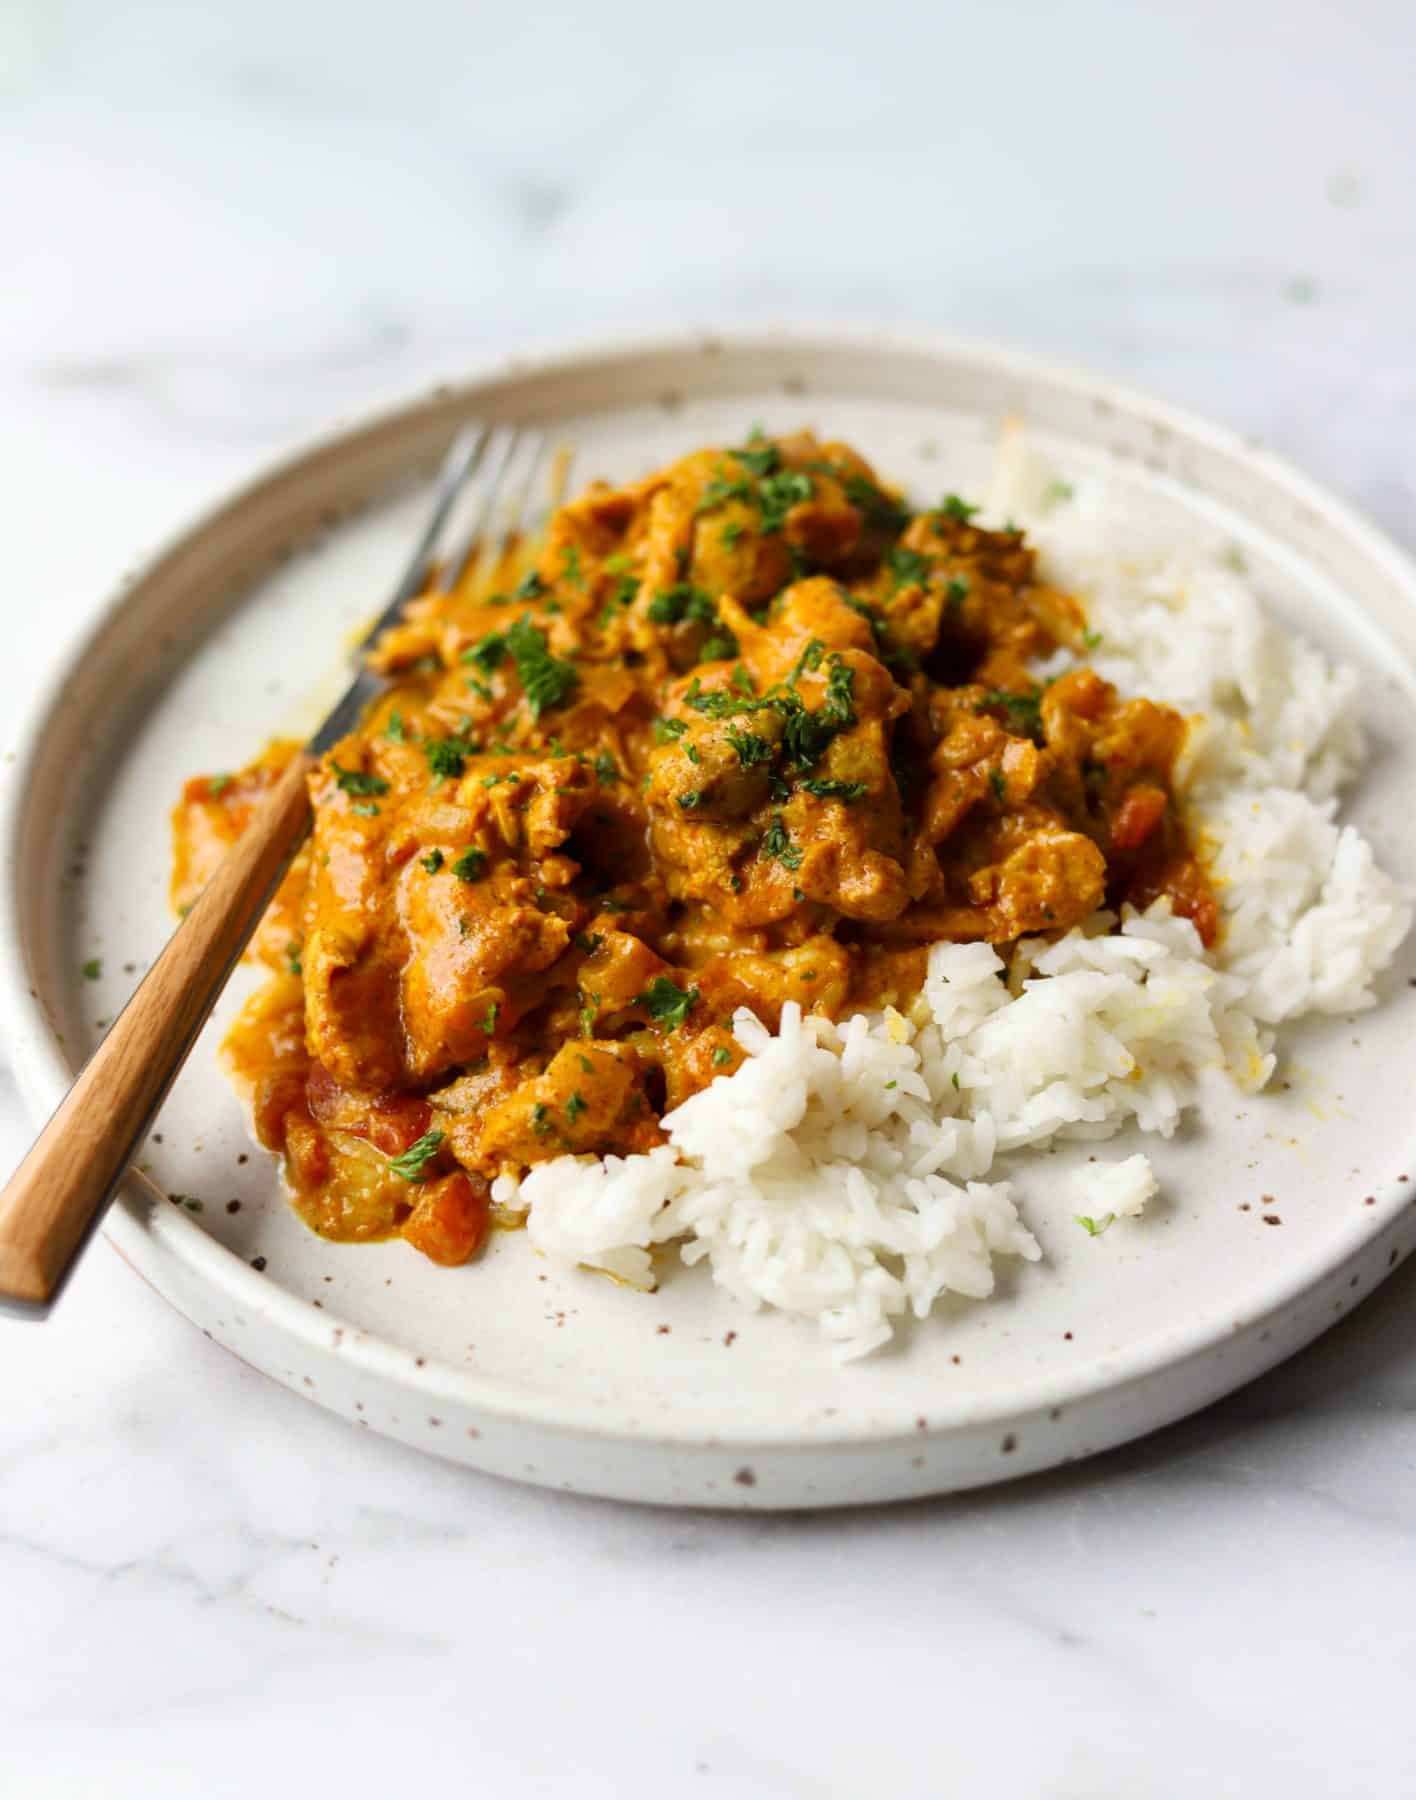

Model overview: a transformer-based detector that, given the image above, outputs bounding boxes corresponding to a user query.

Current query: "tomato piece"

[367,1095,434,1157]
[1111,784,1168,852]
[402,1171,491,1266]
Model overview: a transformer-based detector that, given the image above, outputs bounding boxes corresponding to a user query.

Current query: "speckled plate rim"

[3,322,1416,1501]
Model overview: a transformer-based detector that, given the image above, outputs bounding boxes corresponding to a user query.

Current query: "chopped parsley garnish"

[532,1103,552,1137]
[480,1000,499,1034]
[677,791,703,811]
[699,633,737,662]
[759,812,803,870]
[989,768,1007,802]
[82,957,102,981]
[284,942,303,976]
[207,773,233,796]
[513,569,547,602]
[1076,1213,1116,1237]
[332,764,389,798]
[593,750,619,785]
[721,521,745,549]
[565,1091,587,1125]
[653,716,688,742]
[506,614,578,719]
[561,544,584,587]
[648,584,717,627]
[941,494,979,523]
[800,778,867,801]
[420,848,445,874]
[1081,628,1104,651]
[423,735,476,783]
[790,637,826,681]
[724,727,775,768]
[886,546,931,590]
[780,656,856,768]
[733,433,780,478]
[384,711,407,743]
[351,801,381,818]
[945,576,969,611]
[757,469,813,534]
[462,631,507,673]
[842,474,911,532]
[1044,480,1075,506]
[452,847,487,882]
[712,1046,732,1067]
[978,686,1043,740]
[389,1128,445,1182]
[695,472,753,515]
[636,975,699,1029]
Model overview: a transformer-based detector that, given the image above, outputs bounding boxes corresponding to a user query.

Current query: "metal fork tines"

[440,425,549,597]
[309,420,542,755]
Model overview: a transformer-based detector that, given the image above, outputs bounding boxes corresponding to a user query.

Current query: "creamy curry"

[172,432,1215,1266]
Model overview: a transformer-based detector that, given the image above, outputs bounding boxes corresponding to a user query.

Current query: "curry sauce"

[173,432,1216,1265]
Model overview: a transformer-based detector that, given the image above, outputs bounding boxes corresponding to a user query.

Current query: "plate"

[4,326,1415,1509]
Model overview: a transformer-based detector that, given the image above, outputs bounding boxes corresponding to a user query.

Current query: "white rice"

[493,433,1412,1358]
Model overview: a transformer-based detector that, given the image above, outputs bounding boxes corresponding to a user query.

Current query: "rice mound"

[493,435,1413,1359]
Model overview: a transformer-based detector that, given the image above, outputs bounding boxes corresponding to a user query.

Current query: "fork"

[0,422,546,1314]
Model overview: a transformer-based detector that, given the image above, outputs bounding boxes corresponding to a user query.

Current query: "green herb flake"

[562,544,584,587]
[1076,1213,1116,1237]
[332,763,389,798]
[384,710,407,743]
[724,727,774,768]
[637,975,699,1030]
[565,1091,587,1125]
[842,474,912,533]
[945,576,970,612]
[1043,479,1075,506]
[951,1071,961,1090]
[712,1047,732,1068]
[81,957,102,981]
[480,999,499,1034]
[420,849,445,875]
[1081,628,1104,651]
[461,631,507,673]
[677,790,703,811]
[941,493,979,523]
[695,471,753,516]
[721,521,745,549]
[453,847,488,882]
[507,614,579,719]
[759,812,803,870]
[757,469,813,534]
[423,735,476,783]
[734,433,780,478]
[592,749,620,786]
[800,778,867,801]
[351,801,381,818]
[284,942,303,977]
[389,1128,445,1183]
[989,768,1007,802]
[647,584,717,628]
[978,686,1044,740]
[887,546,931,590]
[513,569,548,602]
[207,773,233,796]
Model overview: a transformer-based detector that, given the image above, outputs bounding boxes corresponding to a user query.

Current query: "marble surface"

[3,1,1416,1792]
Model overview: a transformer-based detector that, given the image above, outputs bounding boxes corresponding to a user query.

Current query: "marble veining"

[2,0,1416,1791]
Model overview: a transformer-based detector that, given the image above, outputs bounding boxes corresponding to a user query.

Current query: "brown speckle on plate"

[250,1256,267,1272]
[1001,1434,1018,1454]
[733,1466,756,1487]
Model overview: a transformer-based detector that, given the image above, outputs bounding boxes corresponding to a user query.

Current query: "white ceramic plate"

[4,327,1415,1509]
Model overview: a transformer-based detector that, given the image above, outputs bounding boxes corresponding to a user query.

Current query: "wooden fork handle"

[0,749,316,1315]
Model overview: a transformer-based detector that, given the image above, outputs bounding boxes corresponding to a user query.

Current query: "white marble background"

[2,1,1416,1793]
